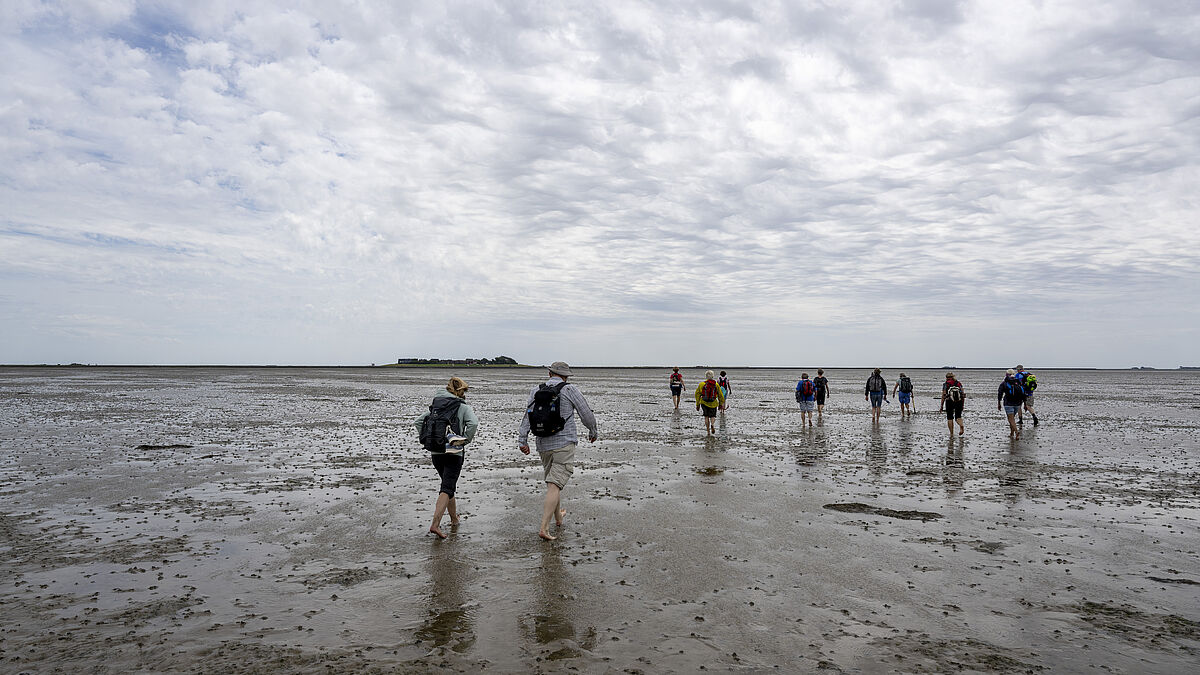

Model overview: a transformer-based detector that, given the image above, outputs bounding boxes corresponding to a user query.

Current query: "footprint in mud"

[823,503,943,522]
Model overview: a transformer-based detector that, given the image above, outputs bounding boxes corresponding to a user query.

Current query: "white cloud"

[1,0,1197,366]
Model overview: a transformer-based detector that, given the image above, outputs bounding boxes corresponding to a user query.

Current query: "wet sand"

[1,366,1198,673]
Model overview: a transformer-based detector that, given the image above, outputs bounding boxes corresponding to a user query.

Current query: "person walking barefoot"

[518,362,599,541]
[415,377,479,539]
[864,368,888,423]
[814,369,831,418]
[795,372,817,427]
[695,370,725,435]
[939,372,966,436]
[893,372,915,417]
[669,367,684,409]
[997,369,1027,439]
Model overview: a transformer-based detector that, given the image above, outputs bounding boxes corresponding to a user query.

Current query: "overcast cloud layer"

[2,0,1198,367]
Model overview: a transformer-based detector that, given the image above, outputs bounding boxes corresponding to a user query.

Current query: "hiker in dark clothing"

[997,369,1027,439]
[414,377,479,539]
[864,368,888,423]
[939,372,966,436]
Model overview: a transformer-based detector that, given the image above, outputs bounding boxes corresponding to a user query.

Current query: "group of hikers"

[414,362,1041,540]
[852,365,1039,438]
[415,362,597,541]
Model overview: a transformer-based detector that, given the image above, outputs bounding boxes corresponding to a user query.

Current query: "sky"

[2,0,1198,368]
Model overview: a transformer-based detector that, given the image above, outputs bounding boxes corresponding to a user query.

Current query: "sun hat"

[1006,368,1015,375]
[705,370,715,379]
[548,361,573,378]
[446,377,469,397]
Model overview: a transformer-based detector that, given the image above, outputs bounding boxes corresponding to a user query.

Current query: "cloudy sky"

[2,0,1198,368]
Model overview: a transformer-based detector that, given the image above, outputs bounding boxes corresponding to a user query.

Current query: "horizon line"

[3,363,1196,371]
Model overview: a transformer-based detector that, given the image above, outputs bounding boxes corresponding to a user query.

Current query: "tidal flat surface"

[1,366,1198,673]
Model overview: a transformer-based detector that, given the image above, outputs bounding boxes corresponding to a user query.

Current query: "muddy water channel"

[1,366,1198,673]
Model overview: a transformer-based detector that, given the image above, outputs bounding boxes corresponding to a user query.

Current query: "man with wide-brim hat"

[517,361,599,541]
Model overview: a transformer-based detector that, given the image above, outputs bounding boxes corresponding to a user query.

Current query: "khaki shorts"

[539,444,576,489]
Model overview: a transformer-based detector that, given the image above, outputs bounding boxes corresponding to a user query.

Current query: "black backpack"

[899,376,913,393]
[945,383,963,403]
[867,374,885,393]
[528,382,568,437]
[419,397,463,452]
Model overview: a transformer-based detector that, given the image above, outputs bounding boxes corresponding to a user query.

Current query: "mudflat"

[1,366,1198,673]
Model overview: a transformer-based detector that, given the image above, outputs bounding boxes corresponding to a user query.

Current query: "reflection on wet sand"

[413,542,476,652]
[793,426,831,466]
[998,439,1036,503]
[943,436,965,497]
[896,416,915,455]
[866,426,888,474]
[520,545,597,660]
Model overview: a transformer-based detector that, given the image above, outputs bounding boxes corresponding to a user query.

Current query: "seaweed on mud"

[911,536,1008,554]
[872,635,1045,673]
[1147,576,1200,585]
[1045,601,1200,655]
[190,641,400,674]
[108,496,254,519]
[99,595,205,627]
[0,513,188,567]
[823,503,943,521]
[92,535,192,564]
[135,443,194,451]
[301,566,379,589]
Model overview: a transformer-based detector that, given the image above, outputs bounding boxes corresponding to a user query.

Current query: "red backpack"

[701,379,719,402]
[799,379,814,397]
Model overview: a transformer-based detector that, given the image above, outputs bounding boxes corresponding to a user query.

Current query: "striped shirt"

[517,376,599,452]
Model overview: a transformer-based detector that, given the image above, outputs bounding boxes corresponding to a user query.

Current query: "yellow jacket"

[695,379,726,409]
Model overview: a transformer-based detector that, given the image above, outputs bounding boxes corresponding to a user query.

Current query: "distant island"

[383,356,526,367]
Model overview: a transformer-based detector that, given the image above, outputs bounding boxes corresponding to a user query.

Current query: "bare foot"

[429,526,446,539]
[538,530,557,541]
[555,508,566,527]
[449,516,461,525]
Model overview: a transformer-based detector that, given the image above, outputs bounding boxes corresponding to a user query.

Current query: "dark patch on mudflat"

[824,503,942,521]
[1148,576,1200,585]
[135,443,193,450]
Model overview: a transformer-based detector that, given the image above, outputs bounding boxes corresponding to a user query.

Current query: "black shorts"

[816,391,826,405]
[945,402,964,420]
[701,405,718,418]
[432,453,465,498]
[670,385,683,396]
